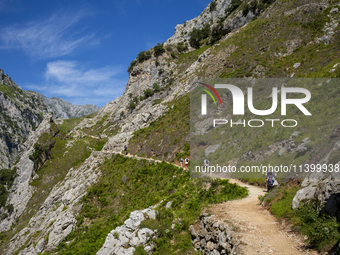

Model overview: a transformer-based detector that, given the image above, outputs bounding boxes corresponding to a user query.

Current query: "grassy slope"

[53,154,247,255]
[128,94,190,162]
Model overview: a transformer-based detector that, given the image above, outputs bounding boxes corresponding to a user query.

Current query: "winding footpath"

[105,151,317,254]
[210,179,317,255]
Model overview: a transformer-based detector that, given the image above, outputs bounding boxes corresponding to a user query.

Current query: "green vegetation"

[129,94,190,161]
[137,51,152,62]
[0,168,16,218]
[189,23,211,49]
[209,0,217,12]
[176,42,188,53]
[29,133,56,171]
[127,50,152,74]
[265,184,340,252]
[152,83,160,92]
[54,155,248,254]
[128,100,136,112]
[225,0,242,15]
[0,84,22,101]
[58,116,86,134]
[153,43,165,57]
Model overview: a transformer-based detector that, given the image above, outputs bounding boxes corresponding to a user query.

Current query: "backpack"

[268,175,274,186]
[205,159,209,165]
[185,158,189,163]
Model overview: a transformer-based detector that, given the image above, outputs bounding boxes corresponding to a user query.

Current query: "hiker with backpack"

[185,157,189,170]
[204,158,209,169]
[266,172,277,192]
[180,157,183,168]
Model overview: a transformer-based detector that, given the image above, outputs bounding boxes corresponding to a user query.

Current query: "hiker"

[180,157,183,168]
[185,157,189,170]
[204,158,209,169]
[124,145,127,155]
[266,172,277,192]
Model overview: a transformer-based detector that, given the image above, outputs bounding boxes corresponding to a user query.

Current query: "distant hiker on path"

[124,145,127,155]
[180,157,183,168]
[185,157,189,170]
[266,172,277,192]
[204,158,209,169]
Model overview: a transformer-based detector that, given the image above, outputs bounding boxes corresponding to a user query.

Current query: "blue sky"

[0,0,211,107]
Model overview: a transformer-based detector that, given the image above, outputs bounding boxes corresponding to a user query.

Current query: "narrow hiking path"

[105,151,316,254]
[209,179,317,255]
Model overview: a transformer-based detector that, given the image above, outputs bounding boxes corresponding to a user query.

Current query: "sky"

[0,0,212,107]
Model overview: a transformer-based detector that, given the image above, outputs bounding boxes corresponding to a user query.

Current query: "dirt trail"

[210,179,317,255]
[105,152,315,254]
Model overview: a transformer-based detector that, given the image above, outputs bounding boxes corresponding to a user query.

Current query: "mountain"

[1,0,340,254]
[0,69,53,170]
[31,92,100,119]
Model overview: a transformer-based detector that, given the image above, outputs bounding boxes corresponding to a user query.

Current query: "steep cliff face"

[0,70,53,169]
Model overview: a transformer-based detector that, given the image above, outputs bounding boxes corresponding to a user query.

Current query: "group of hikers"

[125,146,277,192]
[179,157,190,169]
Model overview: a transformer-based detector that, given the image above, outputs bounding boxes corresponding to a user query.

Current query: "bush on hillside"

[209,0,217,12]
[154,43,165,57]
[177,42,188,53]
[189,23,211,49]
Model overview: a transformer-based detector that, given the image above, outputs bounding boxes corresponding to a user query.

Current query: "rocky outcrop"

[190,212,242,255]
[31,92,100,119]
[96,207,158,255]
[164,0,255,50]
[0,70,53,169]
[6,151,105,254]
[292,123,340,213]
[0,115,55,232]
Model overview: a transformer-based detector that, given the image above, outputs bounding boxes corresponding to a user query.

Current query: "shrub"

[128,101,136,111]
[137,51,151,62]
[153,83,160,92]
[189,23,211,49]
[144,89,154,99]
[297,200,340,251]
[241,3,250,16]
[166,45,173,52]
[209,0,217,12]
[171,52,177,59]
[133,96,139,104]
[210,23,224,44]
[158,68,164,76]
[176,42,188,53]
[226,0,242,14]
[154,43,165,57]
[127,60,137,74]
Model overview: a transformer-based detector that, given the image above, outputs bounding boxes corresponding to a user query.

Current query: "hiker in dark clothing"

[124,145,127,155]
[266,172,277,192]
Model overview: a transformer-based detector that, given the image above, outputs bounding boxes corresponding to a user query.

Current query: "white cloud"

[0,10,98,58]
[26,60,127,107]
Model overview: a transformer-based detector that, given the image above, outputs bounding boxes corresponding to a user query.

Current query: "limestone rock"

[96,207,158,255]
